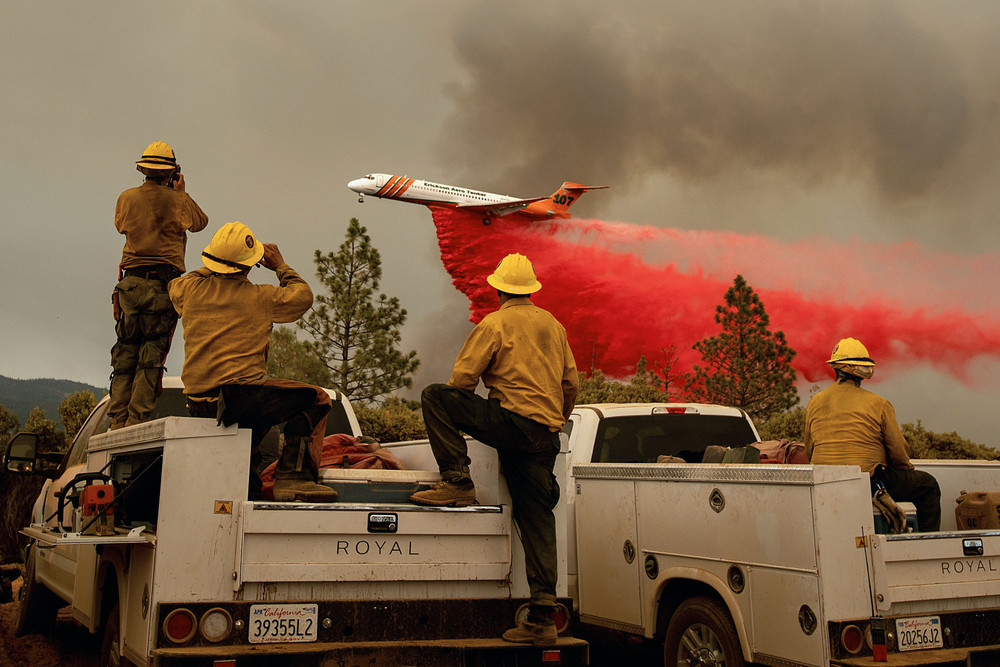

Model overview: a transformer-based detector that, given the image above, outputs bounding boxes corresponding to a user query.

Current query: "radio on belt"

[368,512,397,533]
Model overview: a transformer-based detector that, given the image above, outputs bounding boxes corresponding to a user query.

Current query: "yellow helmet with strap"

[136,141,177,170]
[202,222,265,274]
[826,337,876,366]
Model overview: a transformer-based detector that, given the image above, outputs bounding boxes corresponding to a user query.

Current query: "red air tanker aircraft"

[348,173,608,225]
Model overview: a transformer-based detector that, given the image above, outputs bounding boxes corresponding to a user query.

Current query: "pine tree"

[298,219,419,405]
[58,390,97,441]
[685,275,798,422]
[267,326,334,388]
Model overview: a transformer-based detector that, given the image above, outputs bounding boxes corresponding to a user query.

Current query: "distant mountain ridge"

[0,375,106,426]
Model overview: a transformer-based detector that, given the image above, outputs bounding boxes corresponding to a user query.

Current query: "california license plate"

[248,603,318,643]
[895,616,943,652]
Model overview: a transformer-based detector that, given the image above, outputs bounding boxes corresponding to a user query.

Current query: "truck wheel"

[101,603,133,667]
[663,596,744,667]
[14,545,63,637]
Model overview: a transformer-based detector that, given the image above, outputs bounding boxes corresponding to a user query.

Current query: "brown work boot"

[409,480,477,507]
[273,479,338,503]
[502,620,557,647]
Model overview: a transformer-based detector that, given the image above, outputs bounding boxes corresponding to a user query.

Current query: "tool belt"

[122,264,181,282]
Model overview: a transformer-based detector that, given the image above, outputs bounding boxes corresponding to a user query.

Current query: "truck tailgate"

[235,502,511,586]
[874,531,1000,612]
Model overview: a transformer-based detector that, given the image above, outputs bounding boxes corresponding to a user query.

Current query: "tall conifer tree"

[299,218,419,405]
[686,275,798,422]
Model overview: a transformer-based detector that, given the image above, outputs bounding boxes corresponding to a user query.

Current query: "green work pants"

[109,275,177,426]
[421,383,560,607]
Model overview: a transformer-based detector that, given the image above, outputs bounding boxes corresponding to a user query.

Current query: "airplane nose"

[347,178,366,193]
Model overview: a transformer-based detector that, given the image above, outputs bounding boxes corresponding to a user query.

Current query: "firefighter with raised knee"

[168,222,336,503]
[411,253,579,645]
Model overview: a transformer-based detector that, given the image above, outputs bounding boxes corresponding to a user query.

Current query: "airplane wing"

[456,197,548,217]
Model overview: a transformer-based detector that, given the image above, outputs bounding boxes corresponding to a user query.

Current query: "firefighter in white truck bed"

[804,336,941,531]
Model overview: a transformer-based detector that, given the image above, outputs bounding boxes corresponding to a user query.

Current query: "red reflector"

[213,661,236,667]
[841,624,863,654]
[164,609,196,642]
[541,649,561,662]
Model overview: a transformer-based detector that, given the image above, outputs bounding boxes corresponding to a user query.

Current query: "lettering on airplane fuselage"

[335,539,419,557]
[940,558,998,575]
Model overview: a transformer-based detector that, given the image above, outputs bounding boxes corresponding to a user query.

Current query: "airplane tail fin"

[546,182,610,214]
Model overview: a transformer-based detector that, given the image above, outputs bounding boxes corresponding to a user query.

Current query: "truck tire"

[663,596,745,667]
[14,545,63,637]
[101,603,133,667]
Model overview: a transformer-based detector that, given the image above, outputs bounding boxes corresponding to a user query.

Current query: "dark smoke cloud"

[439,2,997,211]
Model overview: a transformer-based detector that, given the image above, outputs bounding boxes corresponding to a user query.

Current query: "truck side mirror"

[4,432,39,474]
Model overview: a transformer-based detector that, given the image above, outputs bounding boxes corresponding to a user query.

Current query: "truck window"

[592,414,758,463]
[64,388,191,470]
[63,399,113,468]
[325,401,354,436]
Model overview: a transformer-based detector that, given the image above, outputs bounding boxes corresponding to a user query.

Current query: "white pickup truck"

[4,379,588,666]
[568,404,1000,666]
[8,392,1000,666]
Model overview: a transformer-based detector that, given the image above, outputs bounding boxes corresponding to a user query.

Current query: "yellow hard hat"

[136,141,177,170]
[202,222,265,273]
[826,337,876,366]
[487,253,542,294]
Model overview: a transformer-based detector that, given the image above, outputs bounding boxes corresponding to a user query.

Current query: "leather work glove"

[873,487,907,534]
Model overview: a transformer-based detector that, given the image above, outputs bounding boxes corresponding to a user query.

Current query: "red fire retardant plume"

[431,208,1000,385]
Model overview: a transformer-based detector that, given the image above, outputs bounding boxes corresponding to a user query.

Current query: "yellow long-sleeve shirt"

[804,380,913,474]
[168,264,312,395]
[115,180,209,273]
[449,298,579,430]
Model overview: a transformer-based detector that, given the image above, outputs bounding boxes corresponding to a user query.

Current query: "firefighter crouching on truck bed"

[168,222,336,503]
[804,337,941,532]
[410,253,580,646]
[109,141,208,430]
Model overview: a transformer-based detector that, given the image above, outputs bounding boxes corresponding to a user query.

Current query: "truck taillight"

[163,608,197,643]
[200,607,234,642]
[841,624,864,654]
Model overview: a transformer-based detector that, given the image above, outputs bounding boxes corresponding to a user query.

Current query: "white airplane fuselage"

[348,173,608,224]
[349,174,522,208]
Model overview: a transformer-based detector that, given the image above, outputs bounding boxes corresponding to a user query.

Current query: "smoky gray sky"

[3,2,999,444]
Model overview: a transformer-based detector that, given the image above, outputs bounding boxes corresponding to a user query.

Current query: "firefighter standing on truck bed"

[109,141,208,430]
[804,337,941,532]
[410,252,579,647]
[168,221,336,503]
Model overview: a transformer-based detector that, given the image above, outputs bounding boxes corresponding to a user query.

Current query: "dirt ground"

[0,574,99,667]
